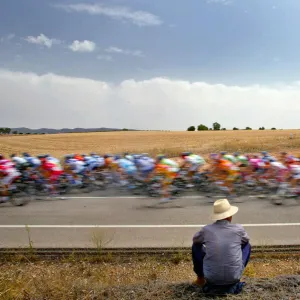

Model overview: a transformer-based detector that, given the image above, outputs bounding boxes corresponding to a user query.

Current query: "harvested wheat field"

[0,130,300,158]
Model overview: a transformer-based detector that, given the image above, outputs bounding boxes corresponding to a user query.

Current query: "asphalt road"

[0,192,299,248]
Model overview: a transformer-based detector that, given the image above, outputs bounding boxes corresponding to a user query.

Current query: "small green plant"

[25,225,34,250]
[90,229,115,261]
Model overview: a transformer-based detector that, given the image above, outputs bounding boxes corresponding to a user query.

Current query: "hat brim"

[211,206,239,221]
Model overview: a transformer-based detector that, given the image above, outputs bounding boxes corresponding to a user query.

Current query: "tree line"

[0,128,12,134]
[187,123,277,131]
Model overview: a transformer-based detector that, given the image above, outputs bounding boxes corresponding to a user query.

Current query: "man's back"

[193,220,249,285]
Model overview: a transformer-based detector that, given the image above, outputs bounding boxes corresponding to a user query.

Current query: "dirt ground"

[1,258,300,299]
[102,276,300,300]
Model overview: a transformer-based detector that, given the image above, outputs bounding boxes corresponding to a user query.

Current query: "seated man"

[192,199,251,294]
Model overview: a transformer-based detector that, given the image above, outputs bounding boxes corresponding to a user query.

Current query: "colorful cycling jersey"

[12,157,28,166]
[223,155,237,164]
[288,164,300,174]
[217,159,233,171]
[160,158,179,173]
[249,158,265,168]
[261,155,276,163]
[270,162,287,170]
[84,156,100,171]
[236,155,248,166]
[42,158,63,172]
[91,155,105,167]
[0,159,20,180]
[185,154,206,165]
[135,157,155,171]
[117,158,137,174]
[24,156,41,168]
[66,159,86,174]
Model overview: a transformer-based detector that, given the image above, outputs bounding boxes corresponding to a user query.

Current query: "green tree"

[245,127,252,130]
[12,131,18,134]
[259,127,265,130]
[197,124,208,131]
[233,127,239,130]
[271,127,276,130]
[5,128,11,134]
[122,128,129,131]
[187,126,196,131]
[213,122,221,131]
[222,128,226,131]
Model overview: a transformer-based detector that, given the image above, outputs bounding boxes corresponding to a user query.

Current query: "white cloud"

[24,34,60,48]
[69,40,96,53]
[1,69,300,130]
[96,54,113,61]
[53,3,162,26]
[1,33,15,43]
[106,46,144,57]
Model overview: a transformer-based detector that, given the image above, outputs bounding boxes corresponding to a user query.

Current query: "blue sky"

[1,0,300,84]
[1,0,300,130]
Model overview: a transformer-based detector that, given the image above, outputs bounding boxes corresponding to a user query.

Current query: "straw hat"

[211,199,239,221]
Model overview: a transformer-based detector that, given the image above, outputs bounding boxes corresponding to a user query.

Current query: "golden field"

[0,130,300,158]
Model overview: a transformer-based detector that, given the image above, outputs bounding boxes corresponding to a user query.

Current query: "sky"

[1,0,300,130]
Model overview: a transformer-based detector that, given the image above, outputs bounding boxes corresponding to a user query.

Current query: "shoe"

[0,197,9,203]
[193,277,206,287]
[159,198,170,204]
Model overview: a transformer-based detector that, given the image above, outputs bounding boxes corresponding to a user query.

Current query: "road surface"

[0,192,299,248]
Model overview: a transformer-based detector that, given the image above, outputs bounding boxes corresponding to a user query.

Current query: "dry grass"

[0,257,299,299]
[1,130,300,158]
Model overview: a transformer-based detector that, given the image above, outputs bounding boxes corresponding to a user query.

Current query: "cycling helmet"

[23,152,30,157]
[10,154,16,158]
[156,154,166,161]
[125,155,133,161]
[114,155,121,160]
[233,152,240,157]
[220,151,227,156]
[210,153,218,160]
[90,152,96,156]
[261,151,268,156]
[181,152,191,158]
[0,154,4,160]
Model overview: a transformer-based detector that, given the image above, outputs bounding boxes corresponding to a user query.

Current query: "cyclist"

[0,155,21,202]
[155,155,180,203]
[181,152,206,187]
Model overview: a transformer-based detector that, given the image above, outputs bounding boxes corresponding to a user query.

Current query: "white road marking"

[1,223,300,228]
[61,196,207,199]
[57,194,268,199]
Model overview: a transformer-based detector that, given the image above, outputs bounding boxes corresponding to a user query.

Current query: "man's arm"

[239,226,250,245]
[193,228,205,244]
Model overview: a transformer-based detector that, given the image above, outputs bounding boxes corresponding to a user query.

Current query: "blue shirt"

[193,220,250,285]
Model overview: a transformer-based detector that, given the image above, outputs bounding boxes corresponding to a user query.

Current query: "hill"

[10,127,134,134]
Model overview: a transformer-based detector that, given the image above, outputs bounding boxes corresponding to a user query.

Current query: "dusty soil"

[1,258,300,299]
[102,276,300,300]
